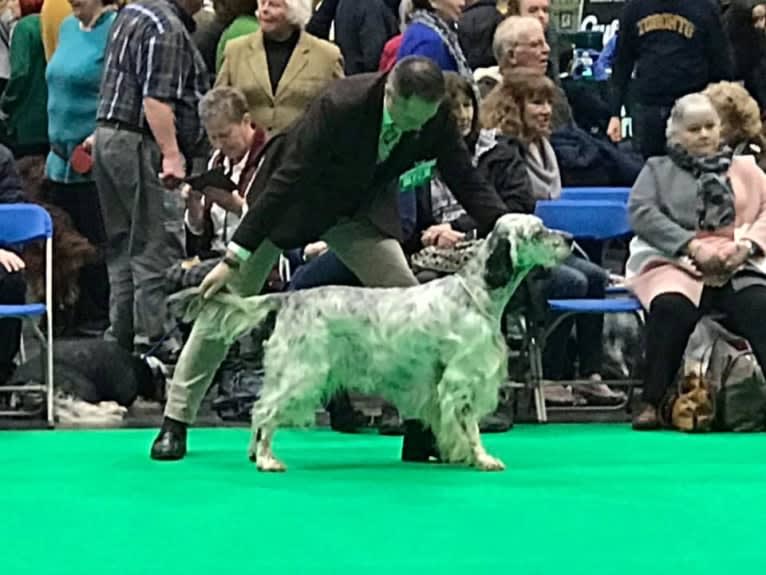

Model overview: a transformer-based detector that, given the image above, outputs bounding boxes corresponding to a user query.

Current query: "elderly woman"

[627,93,766,430]
[216,0,343,137]
[482,69,623,405]
[397,0,475,88]
[703,81,766,167]
[168,86,268,289]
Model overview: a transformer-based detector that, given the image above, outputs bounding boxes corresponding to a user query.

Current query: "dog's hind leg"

[248,425,286,472]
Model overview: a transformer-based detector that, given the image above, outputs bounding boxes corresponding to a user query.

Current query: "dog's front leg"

[460,417,504,472]
[248,425,286,472]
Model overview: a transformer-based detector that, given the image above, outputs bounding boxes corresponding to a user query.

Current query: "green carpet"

[2,424,765,574]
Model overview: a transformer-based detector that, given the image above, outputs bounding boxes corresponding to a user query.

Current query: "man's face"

[386,91,443,132]
[507,22,550,75]
[519,0,550,31]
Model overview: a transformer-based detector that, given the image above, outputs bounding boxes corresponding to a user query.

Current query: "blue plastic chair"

[0,204,54,425]
[530,199,643,422]
[559,187,630,204]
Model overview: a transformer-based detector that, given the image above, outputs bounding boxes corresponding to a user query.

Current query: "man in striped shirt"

[93,0,210,356]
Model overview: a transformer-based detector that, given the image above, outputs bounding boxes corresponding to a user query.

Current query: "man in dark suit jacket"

[151,57,510,461]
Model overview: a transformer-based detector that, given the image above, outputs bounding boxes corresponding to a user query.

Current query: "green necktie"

[378,123,402,163]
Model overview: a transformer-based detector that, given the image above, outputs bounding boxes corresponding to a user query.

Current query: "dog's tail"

[168,288,285,345]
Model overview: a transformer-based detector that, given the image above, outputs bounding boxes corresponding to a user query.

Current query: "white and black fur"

[174,215,570,471]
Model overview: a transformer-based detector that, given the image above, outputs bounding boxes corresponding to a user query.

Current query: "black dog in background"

[7,338,164,411]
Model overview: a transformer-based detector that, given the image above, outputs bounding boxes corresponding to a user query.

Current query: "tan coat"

[216,30,344,136]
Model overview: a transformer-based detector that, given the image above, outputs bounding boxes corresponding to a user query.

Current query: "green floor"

[2,424,765,574]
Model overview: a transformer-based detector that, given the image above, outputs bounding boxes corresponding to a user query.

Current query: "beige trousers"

[164,219,418,423]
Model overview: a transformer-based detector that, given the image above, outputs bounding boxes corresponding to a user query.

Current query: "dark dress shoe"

[150,419,188,460]
[326,391,369,434]
[401,420,441,462]
[632,403,660,431]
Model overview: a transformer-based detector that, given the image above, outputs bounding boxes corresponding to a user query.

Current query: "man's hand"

[81,134,96,153]
[200,261,237,299]
[607,117,622,143]
[434,229,466,248]
[0,249,25,272]
[303,241,328,261]
[203,187,245,215]
[421,223,454,247]
[160,152,186,189]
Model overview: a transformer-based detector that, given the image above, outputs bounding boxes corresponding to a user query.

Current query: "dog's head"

[661,373,716,433]
[479,214,571,290]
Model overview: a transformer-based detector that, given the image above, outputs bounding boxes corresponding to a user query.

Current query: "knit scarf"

[525,138,561,201]
[667,144,735,232]
[410,10,477,90]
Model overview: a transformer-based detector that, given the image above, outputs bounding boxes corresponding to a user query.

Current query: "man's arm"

[433,111,508,237]
[229,96,337,256]
[609,5,637,117]
[706,8,733,83]
[139,30,193,185]
[306,0,340,39]
[359,6,396,73]
[143,98,185,185]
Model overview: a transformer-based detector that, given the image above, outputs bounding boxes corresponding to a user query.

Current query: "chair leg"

[529,336,548,423]
[32,322,54,428]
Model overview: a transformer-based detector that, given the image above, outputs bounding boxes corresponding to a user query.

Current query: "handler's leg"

[323,219,440,462]
[322,219,418,288]
[151,241,281,460]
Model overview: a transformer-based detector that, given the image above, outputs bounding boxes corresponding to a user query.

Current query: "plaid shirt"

[97,0,210,155]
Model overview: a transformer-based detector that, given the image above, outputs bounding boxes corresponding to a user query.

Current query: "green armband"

[399,160,436,191]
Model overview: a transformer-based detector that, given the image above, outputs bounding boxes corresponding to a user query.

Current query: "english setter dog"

[175,214,570,472]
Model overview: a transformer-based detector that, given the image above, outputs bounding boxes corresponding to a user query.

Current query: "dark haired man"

[151,56,511,462]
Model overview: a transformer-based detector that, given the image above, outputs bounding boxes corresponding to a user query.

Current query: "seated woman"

[412,71,534,253]
[481,68,624,405]
[703,81,766,168]
[168,87,267,290]
[627,93,766,430]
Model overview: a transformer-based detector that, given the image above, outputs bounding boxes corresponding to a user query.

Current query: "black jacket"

[414,134,535,241]
[459,0,504,69]
[610,0,732,113]
[231,73,509,251]
[335,0,399,75]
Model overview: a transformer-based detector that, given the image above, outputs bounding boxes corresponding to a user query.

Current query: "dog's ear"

[483,236,514,289]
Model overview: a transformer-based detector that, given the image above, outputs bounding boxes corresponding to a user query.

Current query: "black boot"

[401,420,440,462]
[150,417,188,461]
[326,391,368,433]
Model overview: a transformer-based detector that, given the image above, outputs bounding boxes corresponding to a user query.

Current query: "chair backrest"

[0,204,53,246]
[535,199,631,240]
[560,187,630,204]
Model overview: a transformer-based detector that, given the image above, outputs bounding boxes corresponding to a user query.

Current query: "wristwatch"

[222,254,241,270]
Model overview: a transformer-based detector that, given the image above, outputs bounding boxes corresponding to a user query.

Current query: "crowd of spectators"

[2,0,766,434]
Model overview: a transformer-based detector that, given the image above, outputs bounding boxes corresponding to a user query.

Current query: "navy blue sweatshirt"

[610,0,732,115]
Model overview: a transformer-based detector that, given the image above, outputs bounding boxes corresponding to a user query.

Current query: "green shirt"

[378,105,402,163]
[0,15,48,150]
[216,16,260,73]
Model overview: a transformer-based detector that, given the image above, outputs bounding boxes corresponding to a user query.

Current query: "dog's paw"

[474,454,505,471]
[256,456,287,472]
